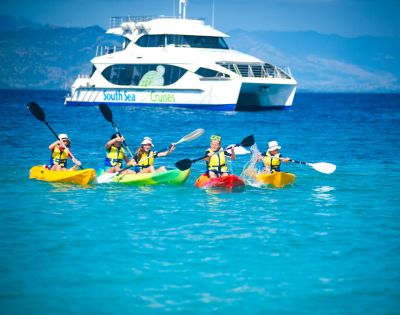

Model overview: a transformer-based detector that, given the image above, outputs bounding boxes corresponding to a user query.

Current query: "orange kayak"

[194,174,245,191]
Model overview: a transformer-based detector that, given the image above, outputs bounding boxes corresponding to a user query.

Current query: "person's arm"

[204,149,212,161]
[105,135,124,150]
[224,147,236,161]
[157,144,176,157]
[230,147,236,161]
[257,152,266,162]
[125,156,136,167]
[281,156,290,163]
[48,140,60,151]
[65,151,81,166]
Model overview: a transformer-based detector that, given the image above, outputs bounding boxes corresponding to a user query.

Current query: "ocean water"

[0,90,399,314]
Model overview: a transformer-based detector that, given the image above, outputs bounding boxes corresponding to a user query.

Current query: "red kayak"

[194,174,245,192]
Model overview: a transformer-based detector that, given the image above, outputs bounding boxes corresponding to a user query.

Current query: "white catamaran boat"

[65,1,297,110]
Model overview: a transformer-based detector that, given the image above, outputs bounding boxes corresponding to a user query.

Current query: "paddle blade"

[96,172,117,184]
[176,128,205,144]
[239,135,255,147]
[27,102,46,122]
[98,103,113,123]
[227,145,250,155]
[175,158,192,171]
[310,162,336,174]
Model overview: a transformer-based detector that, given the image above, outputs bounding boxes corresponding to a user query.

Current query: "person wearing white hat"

[48,133,82,171]
[104,133,136,173]
[134,137,176,173]
[260,140,290,173]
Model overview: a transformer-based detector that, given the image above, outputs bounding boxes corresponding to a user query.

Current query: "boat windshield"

[136,34,229,49]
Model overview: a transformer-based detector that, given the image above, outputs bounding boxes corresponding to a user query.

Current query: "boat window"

[101,64,187,86]
[136,35,166,47]
[122,38,131,49]
[195,67,229,78]
[90,66,96,76]
[136,34,229,49]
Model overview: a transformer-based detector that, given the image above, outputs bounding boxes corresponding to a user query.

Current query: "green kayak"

[111,169,190,185]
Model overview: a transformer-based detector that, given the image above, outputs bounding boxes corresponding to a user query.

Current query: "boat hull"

[65,78,296,111]
[194,174,245,191]
[29,165,97,185]
[111,169,190,185]
[255,172,296,188]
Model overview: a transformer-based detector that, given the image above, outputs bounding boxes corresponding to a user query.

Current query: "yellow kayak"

[256,172,296,188]
[29,165,96,185]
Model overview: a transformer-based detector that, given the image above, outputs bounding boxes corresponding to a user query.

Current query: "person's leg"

[155,166,166,173]
[138,167,152,174]
[51,164,61,171]
[208,170,217,178]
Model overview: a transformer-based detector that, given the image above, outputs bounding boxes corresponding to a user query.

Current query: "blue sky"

[0,0,399,37]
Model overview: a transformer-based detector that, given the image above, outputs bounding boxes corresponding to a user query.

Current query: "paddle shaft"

[175,135,254,171]
[27,103,83,169]
[157,128,205,152]
[288,159,308,165]
[286,159,336,174]
[99,103,134,158]
[193,143,240,163]
[112,124,134,159]
[47,123,83,170]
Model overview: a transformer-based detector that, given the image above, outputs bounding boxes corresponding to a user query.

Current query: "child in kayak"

[134,137,175,173]
[48,133,82,171]
[104,133,136,173]
[260,140,290,173]
[205,135,236,178]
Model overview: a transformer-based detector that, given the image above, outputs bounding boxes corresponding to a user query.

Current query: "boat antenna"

[179,0,187,19]
[212,0,215,28]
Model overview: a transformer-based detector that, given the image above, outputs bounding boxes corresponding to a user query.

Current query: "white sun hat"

[58,133,69,140]
[141,137,154,147]
[268,140,281,152]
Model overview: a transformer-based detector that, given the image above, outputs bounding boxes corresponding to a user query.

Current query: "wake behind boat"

[65,1,297,111]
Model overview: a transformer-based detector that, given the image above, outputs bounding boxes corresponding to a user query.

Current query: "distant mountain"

[0,15,399,92]
[0,14,41,32]
[228,30,400,92]
[0,16,118,89]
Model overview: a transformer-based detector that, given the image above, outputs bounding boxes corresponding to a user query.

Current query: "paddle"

[96,128,206,183]
[98,103,134,158]
[26,102,83,169]
[157,128,205,152]
[227,145,251,155]
[175,134,255,171]
[288,159,336,174]
[96,164,134,184]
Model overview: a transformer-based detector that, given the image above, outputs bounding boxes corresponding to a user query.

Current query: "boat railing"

[109,16,158,29]
[77,74,90,79]
[217,62,292,79]
[109,15,205,29]
[96,45,124,57]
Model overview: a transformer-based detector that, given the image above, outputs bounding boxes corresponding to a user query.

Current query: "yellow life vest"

[105,146,125,167]
[51,146,69,167]
[207,148,228,173]
[137,151,156,169]
[263,152,281,172]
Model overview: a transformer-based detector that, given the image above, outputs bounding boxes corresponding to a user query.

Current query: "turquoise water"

[0,90,399,314]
